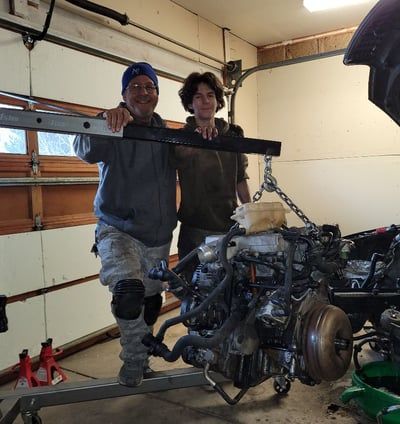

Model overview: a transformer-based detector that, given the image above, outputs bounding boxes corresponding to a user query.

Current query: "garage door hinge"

[34,214,43,231]
[30,151,40,175]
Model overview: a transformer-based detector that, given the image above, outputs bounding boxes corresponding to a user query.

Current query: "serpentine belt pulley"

[0,109,281,156]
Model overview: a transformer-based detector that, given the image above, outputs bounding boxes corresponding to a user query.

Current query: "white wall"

[0,28,30,95]
[30,41,190,121]
[1,232,43,296]
[257,54,400,235]
[0,298,45,371]
[0,225,115,368]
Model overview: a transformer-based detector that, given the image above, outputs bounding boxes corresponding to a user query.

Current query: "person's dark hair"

[179,72,225,114]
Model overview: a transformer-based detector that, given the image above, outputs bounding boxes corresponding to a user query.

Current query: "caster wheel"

[273,377,291,395]
[21,412,42,424]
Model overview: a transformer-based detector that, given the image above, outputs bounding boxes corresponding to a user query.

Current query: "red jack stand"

[36,338,67,386]
[13,349,40,389]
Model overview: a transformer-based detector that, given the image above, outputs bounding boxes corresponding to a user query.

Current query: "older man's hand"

[103,107,133,132]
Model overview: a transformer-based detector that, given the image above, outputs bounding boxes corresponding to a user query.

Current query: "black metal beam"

[0,109,281,156]
[124,126,281,155]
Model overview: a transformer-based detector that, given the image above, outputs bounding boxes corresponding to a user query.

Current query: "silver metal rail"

[0,109,120,138]
[0,368,227,424]
[0,177,99,187]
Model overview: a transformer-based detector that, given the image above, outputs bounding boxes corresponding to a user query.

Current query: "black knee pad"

[144,293,163,326]
[111,279,145,320]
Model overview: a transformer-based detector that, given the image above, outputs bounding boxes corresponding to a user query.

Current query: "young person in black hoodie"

[173,72,251,273]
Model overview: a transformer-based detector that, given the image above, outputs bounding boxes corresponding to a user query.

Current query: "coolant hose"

[363,252,385,289]
[143,309,242,362]
[172,247,200,274]
[283,242,296,312]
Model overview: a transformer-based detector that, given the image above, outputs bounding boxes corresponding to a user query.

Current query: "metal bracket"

[33,214,43,231]
[224,60,242,89]
[0,368,227,424]
[30,151,40,175]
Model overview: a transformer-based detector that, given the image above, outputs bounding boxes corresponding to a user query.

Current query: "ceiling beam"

[258,27,356,65]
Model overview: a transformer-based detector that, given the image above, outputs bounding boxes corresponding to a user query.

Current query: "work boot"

[118,360,145,387]
[114,314,148,387]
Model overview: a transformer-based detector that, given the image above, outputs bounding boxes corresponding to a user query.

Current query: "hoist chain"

[252,155,319,233]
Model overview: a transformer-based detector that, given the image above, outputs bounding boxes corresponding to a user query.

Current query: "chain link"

[252,155,319,233]
[252,155,273,201]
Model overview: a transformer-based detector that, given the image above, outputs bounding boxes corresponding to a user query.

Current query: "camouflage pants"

[96,222,170,364]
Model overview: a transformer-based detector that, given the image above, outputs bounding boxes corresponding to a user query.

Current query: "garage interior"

[1,0,400,423]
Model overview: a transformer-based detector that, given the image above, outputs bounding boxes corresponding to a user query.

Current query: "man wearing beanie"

[73,62,177,387]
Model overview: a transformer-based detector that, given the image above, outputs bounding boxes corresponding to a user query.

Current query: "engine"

[144,205,400,402]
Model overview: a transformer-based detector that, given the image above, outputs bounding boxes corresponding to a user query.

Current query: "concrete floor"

[0,309,378,424]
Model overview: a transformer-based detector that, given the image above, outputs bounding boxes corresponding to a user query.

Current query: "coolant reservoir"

[231,202,288,234]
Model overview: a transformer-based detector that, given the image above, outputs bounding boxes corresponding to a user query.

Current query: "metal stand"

[0,367,227,424]
[0,108,268,422]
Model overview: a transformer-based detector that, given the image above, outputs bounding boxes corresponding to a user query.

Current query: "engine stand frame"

[0,367,227,424]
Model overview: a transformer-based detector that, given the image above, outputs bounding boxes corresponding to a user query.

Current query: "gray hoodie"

[73,113,177,247]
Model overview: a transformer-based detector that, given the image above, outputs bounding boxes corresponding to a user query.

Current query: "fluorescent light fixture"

[303,0,371,12]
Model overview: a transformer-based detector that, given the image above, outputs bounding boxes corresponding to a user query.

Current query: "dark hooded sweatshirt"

[173,117,248,232]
